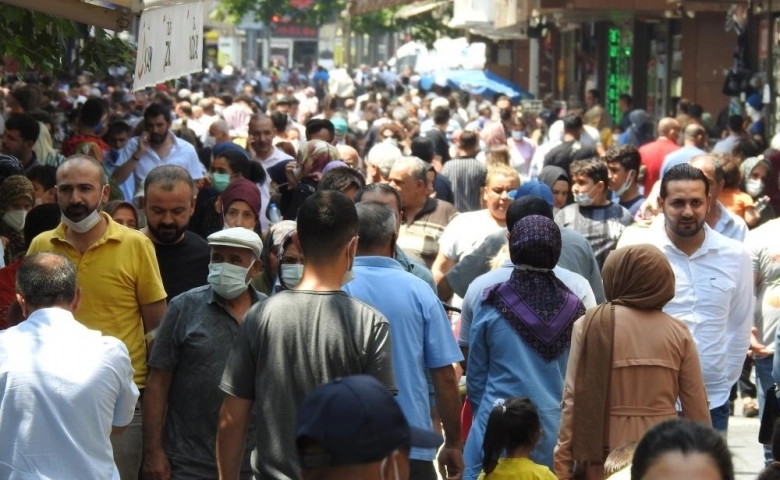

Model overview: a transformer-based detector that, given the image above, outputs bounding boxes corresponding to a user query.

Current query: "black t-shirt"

[155,231,211,301]
[422,128,451,163]
[544,140,597,175]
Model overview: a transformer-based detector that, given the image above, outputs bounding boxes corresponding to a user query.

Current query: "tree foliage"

[218,0,457,48]
[0,5,134,76]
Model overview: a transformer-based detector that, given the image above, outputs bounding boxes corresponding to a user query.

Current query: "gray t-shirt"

[220,290,396,480]
[555,202,633,269]
[446,226,605,303]
[148,285,265,479]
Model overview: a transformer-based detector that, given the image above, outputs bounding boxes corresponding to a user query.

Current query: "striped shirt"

[398,197,459,269]
[441,157,486,213]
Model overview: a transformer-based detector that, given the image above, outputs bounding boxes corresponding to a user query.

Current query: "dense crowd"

[1,64,780,480]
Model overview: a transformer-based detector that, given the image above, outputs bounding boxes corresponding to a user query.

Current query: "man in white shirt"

[0,252,138,480]
[247,115,293,232]
[108,104,205,199]
[648,163,754,434]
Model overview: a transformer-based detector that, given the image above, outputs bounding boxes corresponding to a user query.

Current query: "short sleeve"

[185,150,205,180]
[438,216,463,260]
[422,295,463,369]
[746,229,766,282]
[134,236,168,306]
[220,304,261,399]
[365,314,397,393]
[109,340,141,427]
[148,297,184,371]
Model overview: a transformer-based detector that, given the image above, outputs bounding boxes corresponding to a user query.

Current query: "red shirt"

[639,137,680,194]
[0,259,21,330]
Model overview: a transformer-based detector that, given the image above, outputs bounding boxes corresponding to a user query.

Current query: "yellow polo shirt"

[28,213,167,388]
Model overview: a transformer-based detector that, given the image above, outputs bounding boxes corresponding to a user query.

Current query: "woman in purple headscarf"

[463,215,585,479]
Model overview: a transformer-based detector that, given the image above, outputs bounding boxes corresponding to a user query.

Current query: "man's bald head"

[658,117,680,138]
[56,154,107,184]
[683,123,706,148]
[337,145,361,169]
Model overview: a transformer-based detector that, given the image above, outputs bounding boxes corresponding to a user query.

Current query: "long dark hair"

[631,420,734,480]
[481,397,541,476]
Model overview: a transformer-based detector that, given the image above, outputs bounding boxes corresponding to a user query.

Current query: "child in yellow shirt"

[477,398,557,480]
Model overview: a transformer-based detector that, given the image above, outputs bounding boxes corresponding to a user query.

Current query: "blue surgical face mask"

[208,262,253,299]
[211,173,231,192]
[574,191,594,207]
[511,130,525,140]
[280,264,303,290]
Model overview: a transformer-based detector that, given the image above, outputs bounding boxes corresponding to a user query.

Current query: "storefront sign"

[274,24,318,38]
[134,1,203,91]
[605,26,632,124]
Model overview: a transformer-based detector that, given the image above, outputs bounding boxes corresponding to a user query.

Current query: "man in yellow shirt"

[27,154,167,480]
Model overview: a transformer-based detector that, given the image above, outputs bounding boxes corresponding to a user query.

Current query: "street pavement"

[731,401,765,480]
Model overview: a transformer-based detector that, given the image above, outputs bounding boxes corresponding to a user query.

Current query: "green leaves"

[0,5,133,76]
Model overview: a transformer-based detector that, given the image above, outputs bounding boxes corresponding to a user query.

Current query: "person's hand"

[136,133,150,157]
[246,135,256,157]
[285,161,299,189]
[142,448,171,480]
[437,446,464,480]
[196,176,211,190]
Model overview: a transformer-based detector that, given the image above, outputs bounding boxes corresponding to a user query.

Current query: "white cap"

[431,97,449,111]
[207,227,263,259]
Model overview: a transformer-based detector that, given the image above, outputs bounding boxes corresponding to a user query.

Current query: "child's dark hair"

[603,442,636,478]
[631,420,733,480]
[569,157,609,186]
[759,462,780,480]
[481,397,540,476]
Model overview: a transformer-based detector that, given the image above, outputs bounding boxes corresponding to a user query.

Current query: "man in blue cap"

[438,180,604,305]
[296,375,443,480]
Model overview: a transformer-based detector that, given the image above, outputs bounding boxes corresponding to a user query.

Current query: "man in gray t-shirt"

[216,191,396,480]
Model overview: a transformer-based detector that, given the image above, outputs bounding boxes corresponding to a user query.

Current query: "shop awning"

[0,0,137,31]
[351,0,414,15]
[394,1,449,20]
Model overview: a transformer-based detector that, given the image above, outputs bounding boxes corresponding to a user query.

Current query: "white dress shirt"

[649,222,754,408]
[108,132,205,198]
[0,307,138,480]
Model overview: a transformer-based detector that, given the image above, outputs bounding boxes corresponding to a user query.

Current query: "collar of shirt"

[714,201,738,232]
[21,307,87,334]
[208,284,264,307]
[257,146,293,163]
[23,152,40,173]
[51,212,125,247]
[656,221,723,259]
[354,256,405,270]
[411,197,438,222]
[142,131,190,162]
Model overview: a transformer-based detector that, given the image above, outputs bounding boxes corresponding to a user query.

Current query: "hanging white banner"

[133,1,203,91]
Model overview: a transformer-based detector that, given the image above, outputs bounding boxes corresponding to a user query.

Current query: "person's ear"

[15,294,29,319]
[249,259,262,280]
[71,287,82,313]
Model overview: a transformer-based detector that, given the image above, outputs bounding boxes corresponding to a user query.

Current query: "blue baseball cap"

[509,180,554,207]
[296,375,442,468]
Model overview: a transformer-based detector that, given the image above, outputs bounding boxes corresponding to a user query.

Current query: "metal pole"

[528,0,540,97]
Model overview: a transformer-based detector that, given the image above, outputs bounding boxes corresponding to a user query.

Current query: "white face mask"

[206,135,217,147]
[61,192,105,233]
[208,262,253,299]
[574,191,594,207]
[746,178,765,198]
[379,455,400,480]
[3,209,26,232]
[383,138,399,148]
[611,171,634,196]
[280,263,303,290]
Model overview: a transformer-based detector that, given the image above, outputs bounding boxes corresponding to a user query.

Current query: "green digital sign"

[606,27,633,125]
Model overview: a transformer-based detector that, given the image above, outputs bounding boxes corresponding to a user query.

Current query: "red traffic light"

[271,14,280,23]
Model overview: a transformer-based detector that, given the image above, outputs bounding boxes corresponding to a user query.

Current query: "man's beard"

[148,222,186,244]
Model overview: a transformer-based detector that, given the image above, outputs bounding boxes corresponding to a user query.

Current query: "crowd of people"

[1,64,780,480]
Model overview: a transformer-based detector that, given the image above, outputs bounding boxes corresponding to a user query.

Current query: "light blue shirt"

[344,256,463,461]
[464,292,571,478]
[660,145,707,178]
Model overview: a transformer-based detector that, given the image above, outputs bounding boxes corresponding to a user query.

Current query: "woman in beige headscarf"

[554,244,711,480]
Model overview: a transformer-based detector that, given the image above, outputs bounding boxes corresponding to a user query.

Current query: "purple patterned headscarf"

[482,215,584,361]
